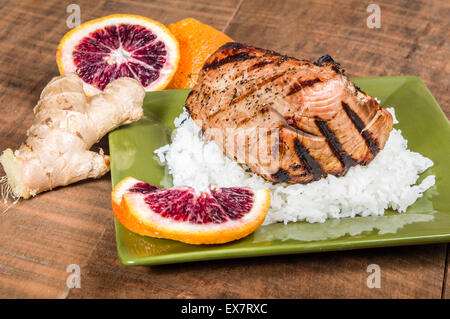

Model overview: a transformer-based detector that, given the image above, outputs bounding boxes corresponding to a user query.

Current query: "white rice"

[155,108,435,224]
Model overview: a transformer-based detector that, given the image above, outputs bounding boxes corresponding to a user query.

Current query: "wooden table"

[0,0,448,298]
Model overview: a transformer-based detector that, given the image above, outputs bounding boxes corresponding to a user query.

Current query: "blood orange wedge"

[111,177,271,244]
[57,14,180,95]
[111,177,154,215]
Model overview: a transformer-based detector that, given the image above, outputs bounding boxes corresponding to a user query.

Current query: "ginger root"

[0,73,145,199]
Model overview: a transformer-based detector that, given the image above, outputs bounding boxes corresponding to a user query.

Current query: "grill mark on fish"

[218,42,245,50]
[203,52,257,71]
[231,72,287,105]
[331,65,344,74]
[354,85,366,94]
[289,163,302,171]
[361,130,380,160]
[314,54,344,74]
[314,118,357,173]
[232,59,273,80]
[315,54,335,66]
[293,138,326,180]
[287,78,321,96]
[218,42,283,59]
[271,168,291,183]
[276,55,289,66]
[342,102,365,131]
[342,102,380,157]
[285,117,318,136]
[267,106,322,141]
[187,90,195,99]
[247,60,274,71]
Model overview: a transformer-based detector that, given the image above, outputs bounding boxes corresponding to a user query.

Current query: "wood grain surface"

[0,0,448,298]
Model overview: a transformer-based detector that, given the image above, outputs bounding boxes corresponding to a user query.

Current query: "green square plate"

[109,76,450,266]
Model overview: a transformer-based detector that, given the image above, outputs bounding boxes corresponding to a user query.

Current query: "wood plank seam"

[222,0,244,33]
[442,244,449,298]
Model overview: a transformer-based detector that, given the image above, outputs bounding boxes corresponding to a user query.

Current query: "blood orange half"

[112,177,271,244]
[57,14,180,95]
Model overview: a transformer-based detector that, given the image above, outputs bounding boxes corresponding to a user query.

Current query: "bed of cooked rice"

[155,108,435,225]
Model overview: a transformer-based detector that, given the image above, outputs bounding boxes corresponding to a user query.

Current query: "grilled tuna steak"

[186,42,393,184]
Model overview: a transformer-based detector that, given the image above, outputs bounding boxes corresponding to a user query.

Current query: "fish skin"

[186,42,393,184]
